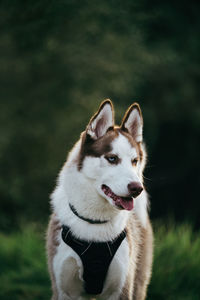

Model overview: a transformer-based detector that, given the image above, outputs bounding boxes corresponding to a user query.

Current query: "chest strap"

[61,225,126,295]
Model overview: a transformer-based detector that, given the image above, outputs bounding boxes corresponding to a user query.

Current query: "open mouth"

[102,184,134,211]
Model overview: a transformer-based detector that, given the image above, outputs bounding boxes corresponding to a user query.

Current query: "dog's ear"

[121,103,143,142]
[86,99,114,139]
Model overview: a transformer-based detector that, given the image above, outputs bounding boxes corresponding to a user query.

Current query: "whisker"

[143,175,153,181]
[145,165,155,169]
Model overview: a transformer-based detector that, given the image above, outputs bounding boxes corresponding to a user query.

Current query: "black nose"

[128,182,143,198]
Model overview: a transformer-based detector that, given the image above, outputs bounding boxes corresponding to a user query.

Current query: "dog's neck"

[52,173,129,242]
[69,203,109,224]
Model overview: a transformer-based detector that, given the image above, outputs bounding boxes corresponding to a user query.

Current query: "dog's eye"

[132,158,138,166]
[105,155,119,164]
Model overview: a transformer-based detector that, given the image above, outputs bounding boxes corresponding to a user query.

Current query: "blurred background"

[0,0,200,299]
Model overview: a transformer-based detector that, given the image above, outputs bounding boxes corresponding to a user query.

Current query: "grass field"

[148,223,200,300]
[0,223,200,300]
[0,225,51,300]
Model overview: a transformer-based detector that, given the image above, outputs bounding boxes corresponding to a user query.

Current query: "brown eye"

[132,158,138,166]
[105,155,119,164]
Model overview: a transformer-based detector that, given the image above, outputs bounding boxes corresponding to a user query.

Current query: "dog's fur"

[46,100,153,300]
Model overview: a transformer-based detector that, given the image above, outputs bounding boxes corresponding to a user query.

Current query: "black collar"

[69,203,109,224]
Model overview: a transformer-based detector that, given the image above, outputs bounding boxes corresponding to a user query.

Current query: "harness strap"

[61,225,126,295]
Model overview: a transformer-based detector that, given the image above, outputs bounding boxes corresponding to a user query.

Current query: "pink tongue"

[117,197,134,211]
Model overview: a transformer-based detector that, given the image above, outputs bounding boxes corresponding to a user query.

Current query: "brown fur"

[133,219,153,300]
[46,214,61,300]
[78,129,119,169]
[118,215,153,300]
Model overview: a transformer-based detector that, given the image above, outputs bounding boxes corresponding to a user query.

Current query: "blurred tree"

[0,0,199,229]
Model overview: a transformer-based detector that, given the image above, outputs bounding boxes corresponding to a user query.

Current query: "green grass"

[0,225,51,300]
[148,223,200,300]
[0,223,200,300]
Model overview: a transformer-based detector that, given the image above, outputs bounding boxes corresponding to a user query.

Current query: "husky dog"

[46,100,153,300]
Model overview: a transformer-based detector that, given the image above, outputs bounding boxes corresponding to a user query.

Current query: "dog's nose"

[128,182,143,198]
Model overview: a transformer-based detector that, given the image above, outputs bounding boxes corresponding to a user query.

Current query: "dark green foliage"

[0,1,200,228]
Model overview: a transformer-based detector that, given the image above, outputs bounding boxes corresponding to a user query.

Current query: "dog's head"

[78,100,146,211]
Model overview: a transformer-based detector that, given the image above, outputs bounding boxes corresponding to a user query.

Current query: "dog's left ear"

[121,103,143,142]
[86,99,114,139]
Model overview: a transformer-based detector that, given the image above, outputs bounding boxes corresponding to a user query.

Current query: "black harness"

[61,206,126,295]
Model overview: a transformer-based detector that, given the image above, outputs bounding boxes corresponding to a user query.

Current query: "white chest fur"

[53,235,130,300]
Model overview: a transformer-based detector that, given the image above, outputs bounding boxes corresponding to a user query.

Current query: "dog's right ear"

[86,100,114,140]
